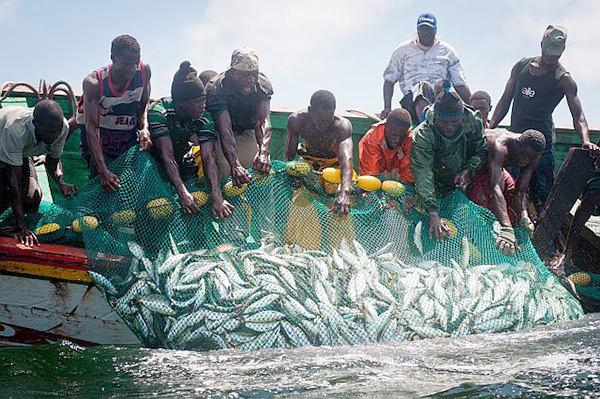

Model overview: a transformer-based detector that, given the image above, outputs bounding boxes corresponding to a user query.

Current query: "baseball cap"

[230,47,259,71]
[417,13,437,28]
[541,25,567,56]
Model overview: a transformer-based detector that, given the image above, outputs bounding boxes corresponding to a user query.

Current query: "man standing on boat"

[490,25,599,212]
[0,100,76,246]
[467,129,546,256]
[206,47,273,184]
[77,34,152,192]
[410,82,487,240]
[149,61,233,219]
[285,90,354,214]
[381,13,471,122]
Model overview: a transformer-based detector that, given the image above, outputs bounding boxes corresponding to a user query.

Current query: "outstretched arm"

[83,74,120,192]
[253,98,272,173]
[45,156,76,197]
[382,81,395,119]
[7,164,38,246]
[215,110,250,186]
[333,118,354,214]
[488,152,511,228]
[490,62,520,128]
[201,140,234,219]
[285,113,300,161]
[155,135,198,215]
[562,74,598,151]
[136,63,152,151]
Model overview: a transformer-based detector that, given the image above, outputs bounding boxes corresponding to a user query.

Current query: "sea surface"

[1,313,599,398]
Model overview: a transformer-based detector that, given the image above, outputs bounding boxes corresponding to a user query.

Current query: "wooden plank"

[532,148,595,257]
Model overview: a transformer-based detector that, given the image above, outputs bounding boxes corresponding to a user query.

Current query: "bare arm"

[490,62,520,128]
[155,136,197,214]
[513,155,539,220]
[215,110,250,186]
[454,84,472,105]
[200,140,233,219]
[136,63,152,150]
[285,113,300,161]
[45,156,76,197]
[83,74,120,191]
[253,98,272,173]
[333,118,354,214]
[487,150,511,227]
[7,164,38,246]
[562,74,597,151]
[382,81,395,118]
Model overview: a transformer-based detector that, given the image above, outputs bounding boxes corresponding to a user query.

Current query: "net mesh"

[4,148,584,350]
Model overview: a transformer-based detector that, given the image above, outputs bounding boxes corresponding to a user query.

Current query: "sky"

[1,0,599,129]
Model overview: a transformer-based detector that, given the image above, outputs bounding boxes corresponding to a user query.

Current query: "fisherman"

[467,129,546,256]
[470,90,492,129]
[206,47,273,184]
[489,25,599,212]
[77,34,152,192]
[149,61,233,219]
[358,108,414,183]
[410,82,487,240]
[382,13,471,120]
[0,100,77,246]
[285,90,354,214]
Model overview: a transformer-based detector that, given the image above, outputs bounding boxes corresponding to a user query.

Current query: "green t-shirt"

[148,97,216,166]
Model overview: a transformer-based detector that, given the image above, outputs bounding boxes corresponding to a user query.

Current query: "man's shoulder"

[207,71,228,94]
[148,98,174,120]
[0,106,32,127]
[390,38,417,56]
[257,73,273,96]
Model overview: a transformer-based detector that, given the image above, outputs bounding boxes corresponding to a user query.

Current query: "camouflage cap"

[230,47,259,71]
[541,25,567,56]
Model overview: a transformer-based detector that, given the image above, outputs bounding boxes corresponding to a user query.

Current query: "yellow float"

[569,272,592,286]
[382,180,405,197]
[223,181,248,197]
[146,198,174,219]
[35,223,61,235]
[111,209,136,225]
[285,161,311,177]
[190,191,209,207]
[357,175,382,191]
[71,216,99,233]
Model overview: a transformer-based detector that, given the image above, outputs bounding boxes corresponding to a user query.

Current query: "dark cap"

[434,80,464,118]
[417,13,437,28]
[541,24,567,56]
[171,61,205,102]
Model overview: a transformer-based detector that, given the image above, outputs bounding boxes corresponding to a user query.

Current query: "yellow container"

[322,168,342,184]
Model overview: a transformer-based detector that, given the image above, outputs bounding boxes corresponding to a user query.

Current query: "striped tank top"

[77,62,148,157]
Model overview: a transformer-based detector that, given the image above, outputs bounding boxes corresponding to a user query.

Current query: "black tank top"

[509,57,567,139]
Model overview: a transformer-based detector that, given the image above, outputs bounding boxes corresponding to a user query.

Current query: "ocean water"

[1,314,599,398]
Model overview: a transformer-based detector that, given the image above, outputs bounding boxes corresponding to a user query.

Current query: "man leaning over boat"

[206,47,273,185]
[285,90,354,214]
[0,100,76,246]
[149,61,233,220]
[76,34,152,192]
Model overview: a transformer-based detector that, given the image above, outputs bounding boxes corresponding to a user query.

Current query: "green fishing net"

[2,148,585,349]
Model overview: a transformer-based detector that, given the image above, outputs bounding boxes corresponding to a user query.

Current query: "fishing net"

[5,147,584,350]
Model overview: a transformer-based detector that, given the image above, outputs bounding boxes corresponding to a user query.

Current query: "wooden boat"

[0,82,599,346]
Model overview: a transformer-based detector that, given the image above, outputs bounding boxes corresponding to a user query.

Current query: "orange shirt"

[358,121,414,183]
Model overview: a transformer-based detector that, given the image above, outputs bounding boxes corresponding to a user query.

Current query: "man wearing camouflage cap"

[490,25,599,214]
[206,47,274,184]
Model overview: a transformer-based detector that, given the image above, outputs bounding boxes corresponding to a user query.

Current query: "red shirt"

[358,121,414,183]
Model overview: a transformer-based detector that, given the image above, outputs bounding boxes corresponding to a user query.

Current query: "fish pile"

[88,233,583,350]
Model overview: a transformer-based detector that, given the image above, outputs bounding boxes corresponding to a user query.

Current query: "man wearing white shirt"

[381,13,471,120]
[0,100,76,246]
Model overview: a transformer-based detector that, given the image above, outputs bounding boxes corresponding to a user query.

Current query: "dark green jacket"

[410,107,487,211]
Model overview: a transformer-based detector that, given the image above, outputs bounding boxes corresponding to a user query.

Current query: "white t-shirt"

[0,106,69,166]
[383,37,467,96]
